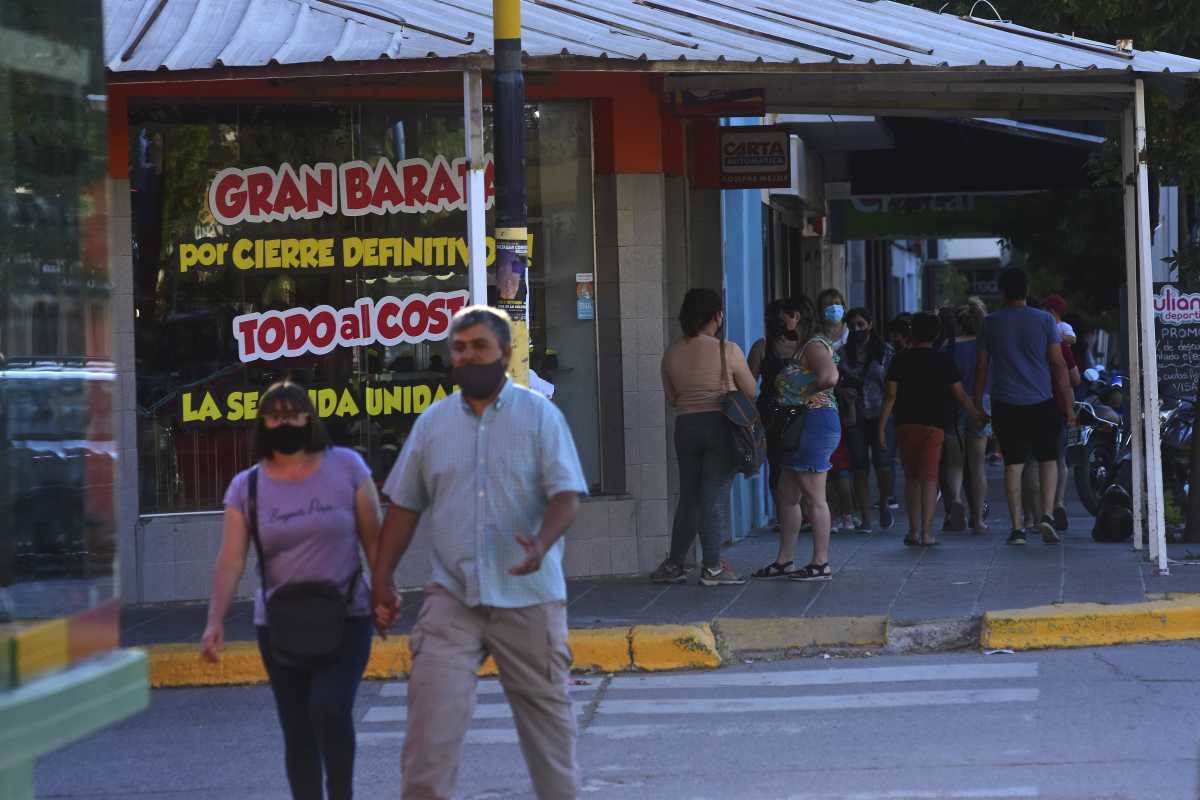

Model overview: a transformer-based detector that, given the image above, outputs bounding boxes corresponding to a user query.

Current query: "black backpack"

[719,341,768,477]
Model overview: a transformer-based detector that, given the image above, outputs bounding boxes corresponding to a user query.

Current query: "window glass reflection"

[0,2,115,620]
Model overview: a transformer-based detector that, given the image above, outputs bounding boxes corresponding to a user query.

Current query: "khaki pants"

[401,588,579,800]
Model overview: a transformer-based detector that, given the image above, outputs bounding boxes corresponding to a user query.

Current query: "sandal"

[751,561,796,579]
[903,535,920,547]
[789,562,832,582]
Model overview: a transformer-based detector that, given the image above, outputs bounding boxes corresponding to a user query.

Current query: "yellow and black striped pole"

[493,0,530,384]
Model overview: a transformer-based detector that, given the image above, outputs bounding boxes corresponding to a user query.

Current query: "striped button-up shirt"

[381,379,588,608]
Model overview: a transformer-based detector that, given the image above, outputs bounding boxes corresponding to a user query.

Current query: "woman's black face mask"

[261,422,310,455]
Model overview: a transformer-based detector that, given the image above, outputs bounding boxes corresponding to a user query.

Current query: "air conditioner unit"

[767,135,808,203]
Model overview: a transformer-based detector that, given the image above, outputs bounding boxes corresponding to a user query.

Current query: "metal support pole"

[1121,105,1147,552]
[493,0,530,385]
[1133,80,1170,574]
[462,69,487,305]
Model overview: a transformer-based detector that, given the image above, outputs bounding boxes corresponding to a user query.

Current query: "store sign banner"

[177,233,534,274]
[827,192,1035,242]
[718,127,790,189]
[181,382,456,426]
[1153,283,1200,401]
[208,155,495,225]
[232,290,470,363]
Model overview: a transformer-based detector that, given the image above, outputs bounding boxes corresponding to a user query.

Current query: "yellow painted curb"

[570,627,633,673]
[982,598,1200,651]
[363,636,413,680]
[148,642,266,688]
[147,624,655,687]
[714,616,887,654]
[630,623,721,671]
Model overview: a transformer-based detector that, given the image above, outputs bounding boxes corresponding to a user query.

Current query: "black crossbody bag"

[247,466,361,669]
[719,339,768,476]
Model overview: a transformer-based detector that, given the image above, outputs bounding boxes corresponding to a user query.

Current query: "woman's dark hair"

[886,315,911,338]
[846,306,873,328]
[844,306,885,365]
[678,288,723,338]
[910,312,941,345]
[765,296,814,343]
[935,306,958,349]
[254,380,332,460]
[1068,314,1095,368]
[764,298,789,340]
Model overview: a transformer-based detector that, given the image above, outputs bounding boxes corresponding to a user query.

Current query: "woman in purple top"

[201,381,381,800]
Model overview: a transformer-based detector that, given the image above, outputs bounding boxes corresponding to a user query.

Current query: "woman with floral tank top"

[751,289,843,583]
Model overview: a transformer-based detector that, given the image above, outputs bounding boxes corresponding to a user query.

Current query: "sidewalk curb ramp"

[713,616,888,656]
[144,623,720,688]
[981,597,1200,651]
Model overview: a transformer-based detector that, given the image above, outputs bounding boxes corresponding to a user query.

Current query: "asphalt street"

[35,642,1200,800]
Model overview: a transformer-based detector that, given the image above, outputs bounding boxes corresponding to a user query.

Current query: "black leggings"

[669,411,735,569]
[257,616,373,800]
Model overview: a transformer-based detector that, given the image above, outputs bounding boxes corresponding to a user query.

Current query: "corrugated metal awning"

[103,0,1200,77]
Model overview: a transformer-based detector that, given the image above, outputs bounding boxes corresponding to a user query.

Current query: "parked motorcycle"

[1069,371,1126,516]
[1091,395,1193,543]
[1159,395,1195,517]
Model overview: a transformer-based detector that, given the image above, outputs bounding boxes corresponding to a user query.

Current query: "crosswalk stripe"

[375,664,1036,698]
[782,791,1036,796]
[595,688,1038,715]
[359,721,824,747]
[379,681,598,699]
[363,701,590,724]
[781,789,1038,799]
[358,729,522,746]
[608,663,1038,691]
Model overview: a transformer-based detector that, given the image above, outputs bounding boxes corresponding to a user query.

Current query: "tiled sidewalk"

[121,481,1200,647]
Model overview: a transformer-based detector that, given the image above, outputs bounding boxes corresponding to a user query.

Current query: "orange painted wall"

[108,70,667,178]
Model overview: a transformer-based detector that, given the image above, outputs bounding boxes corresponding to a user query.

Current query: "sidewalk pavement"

[126,468,1200,686]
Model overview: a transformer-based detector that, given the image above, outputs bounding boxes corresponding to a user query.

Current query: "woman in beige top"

[654,288,756,586]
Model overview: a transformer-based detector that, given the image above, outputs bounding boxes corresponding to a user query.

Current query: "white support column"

[463,69,488,304]
[1133,79,1170,574]
[1121,105,1146,552]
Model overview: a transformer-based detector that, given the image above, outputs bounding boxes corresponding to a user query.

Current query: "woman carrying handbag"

[655,288,757,587]
[201,380,382,800]
[752,290,841,581]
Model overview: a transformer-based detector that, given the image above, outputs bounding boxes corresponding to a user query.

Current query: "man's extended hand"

[509,534,546,576]
[372,583,401,638]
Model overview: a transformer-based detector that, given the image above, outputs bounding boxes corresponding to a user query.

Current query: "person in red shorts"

[878,313,983,547]
[827,435,856,533]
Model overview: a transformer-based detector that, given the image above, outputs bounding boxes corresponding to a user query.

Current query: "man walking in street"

[371,305,587,800]
[975,269,1075,546]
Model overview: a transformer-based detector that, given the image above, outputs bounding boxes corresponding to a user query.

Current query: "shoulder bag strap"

[246,465,269,594]
[719,336,729,393]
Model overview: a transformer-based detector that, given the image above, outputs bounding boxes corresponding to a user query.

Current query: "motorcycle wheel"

[1075,439,1112,516]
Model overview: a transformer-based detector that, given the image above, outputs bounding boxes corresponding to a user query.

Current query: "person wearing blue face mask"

[817,288,849,354]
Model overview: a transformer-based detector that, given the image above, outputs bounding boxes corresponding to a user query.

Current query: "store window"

[0,1,115,619]
[130,100,599,514]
